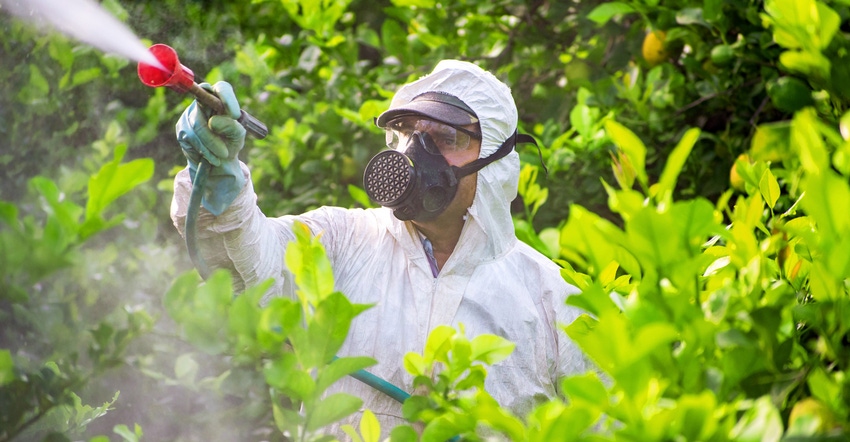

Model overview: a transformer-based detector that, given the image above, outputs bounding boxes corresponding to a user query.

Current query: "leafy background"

[1,0,849,440]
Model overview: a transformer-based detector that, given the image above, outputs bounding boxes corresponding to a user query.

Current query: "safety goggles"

[384,117,482,154]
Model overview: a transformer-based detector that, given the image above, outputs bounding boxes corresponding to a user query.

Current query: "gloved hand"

[176,81,247,216]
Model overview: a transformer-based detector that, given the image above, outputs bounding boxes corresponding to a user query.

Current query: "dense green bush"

[2,0,849,440]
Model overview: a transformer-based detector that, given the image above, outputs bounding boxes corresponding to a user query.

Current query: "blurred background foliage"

[1,0,849,440]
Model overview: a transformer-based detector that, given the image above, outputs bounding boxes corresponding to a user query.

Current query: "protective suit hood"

[386,60,520,259]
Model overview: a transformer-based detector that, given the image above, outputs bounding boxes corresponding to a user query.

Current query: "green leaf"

[564,314,618,374]
[401,395,431,421]
[626,206,679,268]
[424,325,455,365]
[470,334,515,365]
[675,391,718,440]
[729,396,783,442]
[264,352,296,389]
[359,409,381,442]
[703,0,722,21]
[306,393,363,431]
[626,323,679,366]
[569,104,598,138]
[264,353,316,400]
[273,396,304,436]
[672,199,722,249]
[587,2,635,25]
[174,353,199,383]
[391,0,435,7]
[605,120,648,188]
[257,297,302,351]
[113,423,142,442]
[285,221,335,305]
[304,292,357,366]
[0,201,17,224]
[316,356,377,393]
[359,99,391,124]
[814,2,841,49]
[389,425,418,442]
[676,8,709,27]
[807,366,841,409]
[71,67,102,87]
[793,108,830,174]
[801,170,850,239]
[0,349,15,386]
[421,414,464,442]
[31,176,83,238]
[83,146,154,238]
[758,168,781,209]
[751,121,792,161]
[564,281,618,318]
[779,50,831,78]
[470,391,526,440]
[17,65,50,104]
[403,352,427,377]
[654,128,700,202]
[101,0,130,21]
[170,270,233,355]
[228,281,269,341]
[348,184,375,208]
[380,19,407,62]
[163,272,201,321]
[560,371,608,406]
[559,205,620,275]
[449,332,472,375]
[454,365,486,391]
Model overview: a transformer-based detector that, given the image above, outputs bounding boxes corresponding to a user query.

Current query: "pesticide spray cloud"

[0,0,164,70]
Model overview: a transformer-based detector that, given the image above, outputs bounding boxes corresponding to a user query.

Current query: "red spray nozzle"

[137,44,195,93]
[137,44,268,139]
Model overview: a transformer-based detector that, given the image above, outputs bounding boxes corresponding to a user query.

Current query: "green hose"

[184,159,410,405]
[333,356,411,404]
[186,159,212,279]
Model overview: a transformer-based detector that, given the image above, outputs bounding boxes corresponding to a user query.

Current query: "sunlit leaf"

[316,356,377,393]
[605,120,648,188]
[424,325,455,365]
[560,371,608,406]
[285,222,335,305]
[655,128,700,202]
[469,334,514,366]
[587,2,635,25]
[306,393,363,431]
[758,168,781,209]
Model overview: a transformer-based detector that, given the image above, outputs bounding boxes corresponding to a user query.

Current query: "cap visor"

[377,101,478,128]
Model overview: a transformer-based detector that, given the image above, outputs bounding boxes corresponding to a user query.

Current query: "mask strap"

[453,131,547,178]
[517,133,549,176]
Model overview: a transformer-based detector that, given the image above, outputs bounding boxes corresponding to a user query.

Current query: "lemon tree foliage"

[2,0,850,440]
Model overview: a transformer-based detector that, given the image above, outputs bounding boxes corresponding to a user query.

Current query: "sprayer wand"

[138,44,268,278]
[137,44,268,138]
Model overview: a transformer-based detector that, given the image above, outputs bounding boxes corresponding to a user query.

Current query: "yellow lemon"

[642,30,669,66]
[789,398,837,434]
[729,153,750,191]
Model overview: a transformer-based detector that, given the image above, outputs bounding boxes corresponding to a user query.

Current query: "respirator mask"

[363,116,518,222]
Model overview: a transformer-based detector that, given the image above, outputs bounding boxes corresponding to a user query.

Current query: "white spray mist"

[0,0,165,70]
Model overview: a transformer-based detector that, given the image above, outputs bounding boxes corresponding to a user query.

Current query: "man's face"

[378,115,482,225]
[416,121,481,227]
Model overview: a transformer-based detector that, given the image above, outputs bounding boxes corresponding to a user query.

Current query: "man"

[171,60,588,434]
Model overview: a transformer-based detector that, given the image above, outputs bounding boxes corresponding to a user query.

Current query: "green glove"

[176,81,247,216]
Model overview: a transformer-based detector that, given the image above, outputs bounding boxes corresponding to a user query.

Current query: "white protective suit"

[171,60,589,435]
